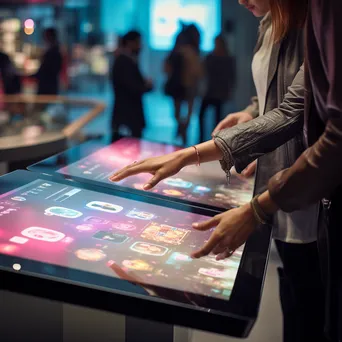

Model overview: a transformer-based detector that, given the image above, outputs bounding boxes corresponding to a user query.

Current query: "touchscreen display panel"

[57,138,254,208]
[0,179,243,301]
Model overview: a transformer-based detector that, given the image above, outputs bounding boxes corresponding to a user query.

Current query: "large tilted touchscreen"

[56,137,254,209]
[0,178,243,301]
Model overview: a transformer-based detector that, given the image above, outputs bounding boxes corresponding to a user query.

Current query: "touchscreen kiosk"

[0,171,270,338]
[29,137,254,211]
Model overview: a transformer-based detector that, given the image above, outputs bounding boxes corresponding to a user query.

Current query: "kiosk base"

[0,290,191,342]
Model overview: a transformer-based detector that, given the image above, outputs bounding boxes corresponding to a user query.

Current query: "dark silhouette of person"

[35,28,62,95]
[0,51,21,94]
[199,34,236,142]
[110,31,153,138]
[164,24,202,145]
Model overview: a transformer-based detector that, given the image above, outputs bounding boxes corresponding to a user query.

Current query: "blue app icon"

[163,178,193,189]
[193,186,211,193]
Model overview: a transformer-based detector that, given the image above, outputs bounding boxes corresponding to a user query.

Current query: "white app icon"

[45,207,83,219]
[10,236,29,244]
[21,227,65,242]
[86,201,123,214]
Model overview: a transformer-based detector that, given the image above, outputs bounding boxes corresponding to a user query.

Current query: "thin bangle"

[192,145,201,166]
[250,195,272,225]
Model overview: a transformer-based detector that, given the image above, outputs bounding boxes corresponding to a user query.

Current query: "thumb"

[143,172,164,190]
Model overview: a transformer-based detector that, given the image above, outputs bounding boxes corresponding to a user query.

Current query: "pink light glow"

[24,19,34,29]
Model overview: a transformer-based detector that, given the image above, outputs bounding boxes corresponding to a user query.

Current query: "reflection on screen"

[0,180,243,301]
[57,138,254,209]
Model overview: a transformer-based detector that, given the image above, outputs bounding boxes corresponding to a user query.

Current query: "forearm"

[268,118,342,212]
[180,140,223,166]
[214,65,305,173]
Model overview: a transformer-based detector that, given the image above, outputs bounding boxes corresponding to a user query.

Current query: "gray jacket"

[214,15,305,194]
[214,15,318,243]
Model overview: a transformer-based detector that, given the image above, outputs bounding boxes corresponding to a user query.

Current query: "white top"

[251,17,318,243]
[252,22,273,116]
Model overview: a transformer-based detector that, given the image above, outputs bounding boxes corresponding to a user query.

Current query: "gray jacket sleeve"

[214,64,304,175]
[244,96,259,119]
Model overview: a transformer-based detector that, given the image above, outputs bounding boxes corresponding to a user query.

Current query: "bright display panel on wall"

[149,0,221,51]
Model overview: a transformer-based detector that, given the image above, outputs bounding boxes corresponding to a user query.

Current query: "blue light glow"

[149,0,221,51]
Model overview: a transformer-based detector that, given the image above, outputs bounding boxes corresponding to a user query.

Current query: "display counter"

[0,95,106,163]
[0,137,270,340]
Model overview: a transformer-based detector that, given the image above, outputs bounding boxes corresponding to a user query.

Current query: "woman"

[199,34,236,142]
[164,24,202,145]
[111,1,326,341]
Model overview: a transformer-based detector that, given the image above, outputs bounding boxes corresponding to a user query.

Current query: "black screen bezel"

[28,135,254,212]
[0,170,270,337]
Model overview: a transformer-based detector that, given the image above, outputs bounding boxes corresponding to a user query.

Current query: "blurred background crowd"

[0,0,259,146]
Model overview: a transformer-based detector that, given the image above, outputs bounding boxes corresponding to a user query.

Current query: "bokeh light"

[24,19,35,29]
[24,27,35,35]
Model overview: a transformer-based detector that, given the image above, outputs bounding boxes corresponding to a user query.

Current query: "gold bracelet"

[251,195,272,225]
[192,145,201,166]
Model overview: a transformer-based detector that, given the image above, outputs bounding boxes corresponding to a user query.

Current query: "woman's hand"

[191,203,257,260]
[109,141,224,190]
[109,150,192,190]
[212,112,254,135]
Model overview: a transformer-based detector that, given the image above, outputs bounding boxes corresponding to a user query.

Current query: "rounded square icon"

[21,227,65,242]
[86,201,123,214]
[163,178,193,189]
[130,242,168,256]
[45,207,83,219]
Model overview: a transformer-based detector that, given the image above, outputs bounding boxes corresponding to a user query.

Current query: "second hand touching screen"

[0,179,243,302]
[57,137,254,209]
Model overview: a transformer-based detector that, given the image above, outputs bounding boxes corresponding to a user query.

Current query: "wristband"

[250,195,272,225]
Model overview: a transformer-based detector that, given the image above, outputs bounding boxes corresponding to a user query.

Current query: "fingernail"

[192,223,199,228]
[143,184,152,190]
[110,176,117,181]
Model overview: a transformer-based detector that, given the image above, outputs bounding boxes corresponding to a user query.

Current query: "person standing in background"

[0,51,21,95]
[34,28,62,95]
[111,31,153,138]
[164,24,202,145]
[199,35,235,142]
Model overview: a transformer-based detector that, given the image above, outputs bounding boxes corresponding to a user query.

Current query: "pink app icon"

[112,222,136,231]
[21,227,65,242]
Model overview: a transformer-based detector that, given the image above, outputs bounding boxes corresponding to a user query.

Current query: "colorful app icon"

[84,216,111,225]
[193,186,211,193]
[198,267,238,279]
[126,209,155,220]
[130,242,168,256]
[203,255,240,268]
[75,248,106,262]
[163,178,193,188]
[162,189,184,197]
[93,231,128,244]
[133,183,145,190]
[86,201,123,214]
[21,227,65,242]
[45,207,83,219]
[9,236,28,244]
[76,224,94,231]
[112,222,136,231]
[11,196,26,202]
[122,259,153,271]
[166,252,192,265]
[141,223,190,245]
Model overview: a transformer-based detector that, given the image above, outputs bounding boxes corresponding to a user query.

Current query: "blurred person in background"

[111,30,153,138]
[34,28,62,96]
[164,24,202,145]
[0,50,21,95]
[199,34,235,142]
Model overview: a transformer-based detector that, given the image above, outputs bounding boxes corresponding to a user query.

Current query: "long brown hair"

[270,0,308,42]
